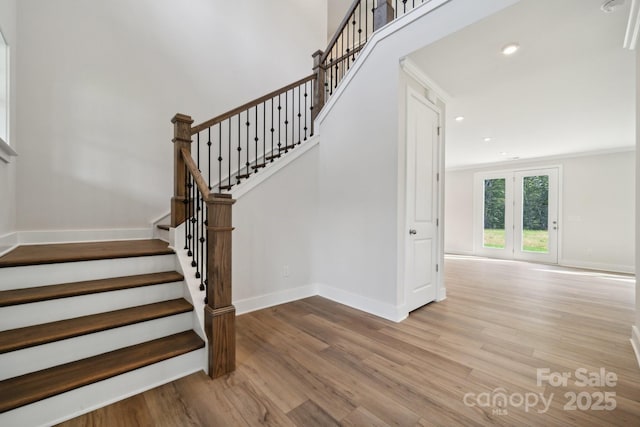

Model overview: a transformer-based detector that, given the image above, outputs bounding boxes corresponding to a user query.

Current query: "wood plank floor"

[0,239,173,268]
[59,256,640,426]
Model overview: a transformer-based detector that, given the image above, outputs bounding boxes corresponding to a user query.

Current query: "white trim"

[559,259,635,275]
[0,137,16,163]
[316,283,408,323]
[230,136,319,200]
[624,0,640,50]
[400,57,452,103]
[0,231,17,257]
[446,146,636,172]
[316,0,453,125]
[234,285,317,315]
[16,228,153,245]
[631,325,640,368]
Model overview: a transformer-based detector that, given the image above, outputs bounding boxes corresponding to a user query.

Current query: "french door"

[476,168,559,263]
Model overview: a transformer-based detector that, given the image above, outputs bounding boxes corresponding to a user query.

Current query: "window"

[0,27,16,162]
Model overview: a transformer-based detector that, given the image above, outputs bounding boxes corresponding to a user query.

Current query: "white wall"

[0,0,16,246]
[445,150,636,273]
[315,0,519,320]
[15,0,327,232]
[233,145,318,312]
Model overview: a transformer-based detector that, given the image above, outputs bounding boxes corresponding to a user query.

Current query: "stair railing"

[170,0,433,380]
[172,114,235,379]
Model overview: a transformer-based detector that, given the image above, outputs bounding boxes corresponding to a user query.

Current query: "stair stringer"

[172,223,209,357]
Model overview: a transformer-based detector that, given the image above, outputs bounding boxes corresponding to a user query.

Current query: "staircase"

[0,239,206,426]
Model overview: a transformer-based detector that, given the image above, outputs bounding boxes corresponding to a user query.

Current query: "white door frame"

[402,86,444,313]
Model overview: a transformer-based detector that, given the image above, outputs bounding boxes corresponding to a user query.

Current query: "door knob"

[409,229,417,235]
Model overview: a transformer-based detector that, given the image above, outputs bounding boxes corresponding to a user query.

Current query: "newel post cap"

[171,113,194,125]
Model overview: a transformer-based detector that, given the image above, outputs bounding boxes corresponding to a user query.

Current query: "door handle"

[409,229,417,235]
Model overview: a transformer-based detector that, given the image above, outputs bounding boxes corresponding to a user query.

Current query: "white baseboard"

[0,231,18,257]
[16,228,153,245]
[316,283,407,323]
[559,259,635,275]
[234,285,317,315]
[631,325,640,369]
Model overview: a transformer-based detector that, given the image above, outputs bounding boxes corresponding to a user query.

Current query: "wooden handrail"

[320,0,362,64]
[180,147,210,199]
[191,74,316,135]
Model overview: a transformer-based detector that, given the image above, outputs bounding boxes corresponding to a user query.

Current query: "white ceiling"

[409,0,636,169]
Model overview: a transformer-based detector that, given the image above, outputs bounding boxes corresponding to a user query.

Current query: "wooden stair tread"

[0,299,193,354]
[156,224,170,231]
[0,239,173,268]
[0,331,204,413]
[0,271,184,307]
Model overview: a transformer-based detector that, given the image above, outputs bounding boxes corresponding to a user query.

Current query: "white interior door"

[405,88,439,312]
[514,168,559,263]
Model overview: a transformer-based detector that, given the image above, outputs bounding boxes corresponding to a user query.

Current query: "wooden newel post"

[374,0,394,31]
[204,193,236,379]
[171,113,194,227]
[311,49,325,135]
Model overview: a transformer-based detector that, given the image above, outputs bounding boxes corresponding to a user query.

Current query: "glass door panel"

[514,168,559,263]
[483,178,506,249]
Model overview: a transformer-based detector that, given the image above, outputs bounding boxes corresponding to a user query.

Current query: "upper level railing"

[312,0,431,113]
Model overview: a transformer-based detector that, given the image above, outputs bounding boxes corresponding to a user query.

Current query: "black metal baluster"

[186,173,193,258]
[310,78,315,137]
[365,0,369,42]
[304,81,308,141]
[278,94,282,153]
[284,90,289,152]
[297,85,301,144]
[183,164,188,251]
[207,128,212,190]
[199,193,205,291]
[191,175,198,270]
[358,3,362,49]
[196,132,200,174]
[228,118,232,189]
[270,99,275,161]
[329,57,334,95]
[403,0,407,14]
[262,101,266,164]
[218,125,222,192]
[245,111,250,177]
[254,106,258,169]
[203,203,208,304]
[237,114,241,183]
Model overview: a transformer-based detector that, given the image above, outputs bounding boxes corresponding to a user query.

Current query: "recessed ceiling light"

[501,43,520,56]
[484,137,493,142]
[500,152,508,156]
[455,116,465,122]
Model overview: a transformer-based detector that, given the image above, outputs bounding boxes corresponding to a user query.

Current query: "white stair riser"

[154,228,170,242]
[0,348,207,427]
[0,312,194,381]
[0,255,176,290]
[0,282,184,331]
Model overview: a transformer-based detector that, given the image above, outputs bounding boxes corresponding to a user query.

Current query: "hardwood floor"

[59,256,640,426]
